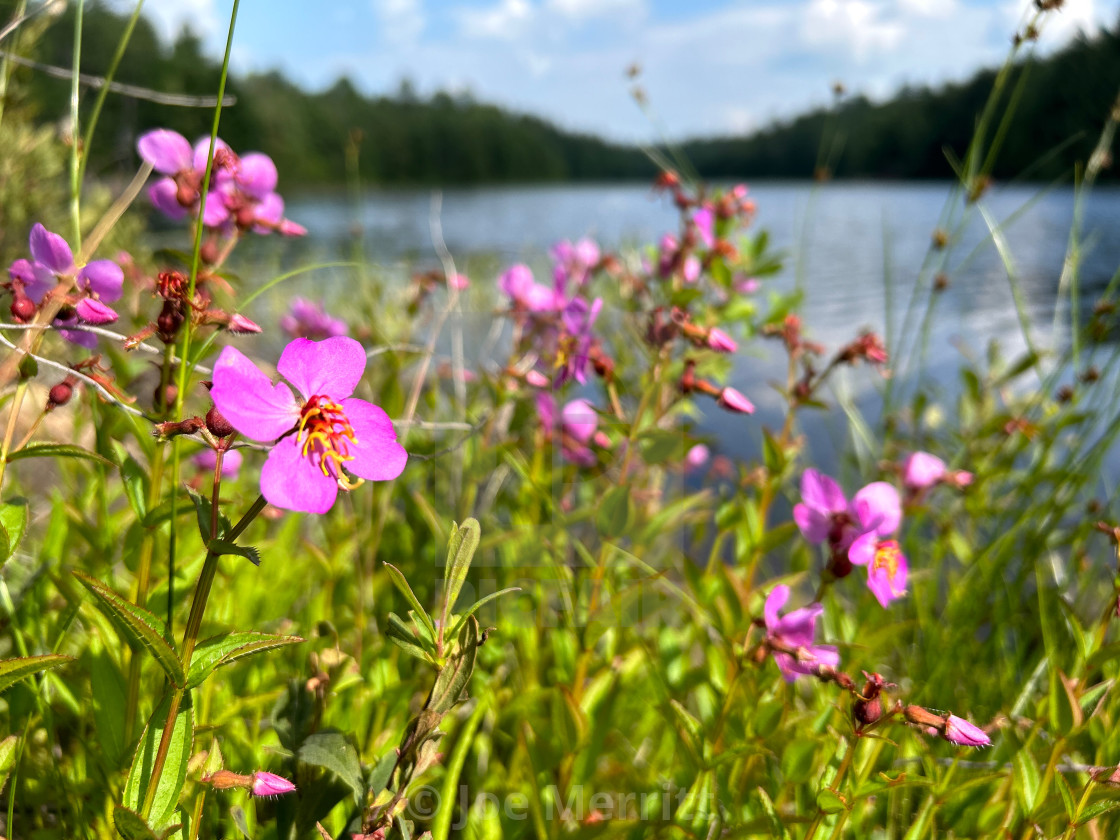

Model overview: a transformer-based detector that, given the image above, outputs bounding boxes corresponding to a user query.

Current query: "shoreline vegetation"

[12,3,1120,188]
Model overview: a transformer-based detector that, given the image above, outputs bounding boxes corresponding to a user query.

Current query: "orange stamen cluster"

[297,395,357,480]
[872,539,904,593]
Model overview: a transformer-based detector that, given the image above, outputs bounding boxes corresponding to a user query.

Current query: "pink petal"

[847,532,875,567]
[944,715,990,747]
[277,336,366,400]
[340,399,408,481]
[238,153,279,199]
[75,298,118,324]
[866,550,908,607]
[137,129,193,174]
[561,399,597,444]
[801,469,847,515]
[260,436,339,514]
[775,602,824,647]
[853,482,901,536]
[903,452,946,490]
[77,260,124,302]
[793,503,831,543]
[29,224,74,274]
[210,345,301,441]
[149,179,188,220]
[763,585,789,632]
[193,136,233,175]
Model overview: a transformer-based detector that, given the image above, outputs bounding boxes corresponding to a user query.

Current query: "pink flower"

[500,264,555,312]
[943,715,991,747]
[693,206,715,248]
[902,452,946,490]
[763,585,840,682]
[733,275,760,295]
[280,297,349,341]
[682,255,701,284]
[448,273,469,290]
[717,386,754,414]
[209,337,408,514]
[251,771,296,797]
[793,469,855,547]
[193,448,243,480]
[847,482,906,607]
[536,393,598,466]
[686,443,710,471]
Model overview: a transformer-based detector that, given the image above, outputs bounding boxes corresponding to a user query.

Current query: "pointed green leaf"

[7,442,113,465]
[113,806,160,840]
[386,613,435,661]
[207,539,260,566]
[74,571,184,687]
[442,518,481,624]
[0,497,27,567]
[120,456,150,520]
[384,563,436,639]
[449,588,520,639]
[0,735,18,794]
[90,651,128,768]
[428,615,479,713]
[230,806,250,840]
[0,653,72,695]
[298,731,364,804]
[125,691,194,830]
[186,632,304,688]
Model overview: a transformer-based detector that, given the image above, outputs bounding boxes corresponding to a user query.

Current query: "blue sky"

[107,0,1118,142]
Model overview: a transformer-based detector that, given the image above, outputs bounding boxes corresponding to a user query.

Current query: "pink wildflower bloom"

[902,451,946,490]
[764,584,840,682]
[943,715,991,747]
[500,264,555,312]
[561,399,597,445]
[848,482,906,607]
[209,337,408,514]
[193,448,243,480]
[682,255,701,284]
[448,273,470,290]
[717,386,754,414]
[693,206,715,248]
[793,469,854,547]
[551,237,600,289]
[251,771,296,797]
[536,393,597,465]
[686,443,710,471]
[734,275,760,295]
[280,297,349,341]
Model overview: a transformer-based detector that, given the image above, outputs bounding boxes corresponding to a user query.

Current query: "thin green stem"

[68,0,84,248]
[0,0,28,132]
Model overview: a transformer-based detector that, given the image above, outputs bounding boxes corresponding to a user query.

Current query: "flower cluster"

[137,129,305,238]
[6,224,124,348]
[794,468,907,606]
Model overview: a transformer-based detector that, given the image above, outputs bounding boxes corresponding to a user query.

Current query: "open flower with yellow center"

[210,336,407,513]
[848,481,907,607]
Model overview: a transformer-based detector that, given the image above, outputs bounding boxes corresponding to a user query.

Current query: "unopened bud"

[205,406,234,438]
[48,381,74,410]
[10,294,36,323]
[202,770,252,790]
[153,417,203,440]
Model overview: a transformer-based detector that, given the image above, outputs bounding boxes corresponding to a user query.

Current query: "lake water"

[262,181,1120,468]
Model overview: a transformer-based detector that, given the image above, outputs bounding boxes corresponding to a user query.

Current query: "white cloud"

[373,0,425,45]
[801,0,907,61]
[545,0,646,22]
[458,0,535,41]
[898,0,956,18]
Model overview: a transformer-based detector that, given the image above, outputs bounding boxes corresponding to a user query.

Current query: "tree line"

[11,2,1120,186]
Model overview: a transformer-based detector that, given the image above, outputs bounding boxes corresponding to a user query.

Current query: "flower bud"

[717,386,755,414]
[47,381,74,410]
[153,417,203,440]
[10,293,36,323]
[251,771,296,797]
[203,770,252,790]
[942,715,991,747]
[205,406,235,438]
[706,327,737,353]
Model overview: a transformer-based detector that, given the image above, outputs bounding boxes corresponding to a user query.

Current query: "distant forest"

[12,2,1120,185]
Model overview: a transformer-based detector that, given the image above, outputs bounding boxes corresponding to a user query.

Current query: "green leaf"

[756,787,791,840]
[384,563,437,639]
[1055,772,1076,822]
[125,692,194,830]
[0,497,27,567]
[229,806,250,840]
[596,485,632,536]
[297,731,364,805]
[120,456,150,520]
[367,750,396,798]
[186,632,303,689]
[90,651,128,768]
[668,699,705,761]
[1078,799,1120,822]
[7,442,113,465]
[386,612,434,661]
[113,806,160,840]
[0,653,71,695]
[442,518,481,623]
[74,571,184,687]
[186,487,230,543]
[449,588,520,639]
[781,740,817,784]
[0,734,18,794]
[427,615,479,713]
[816,789,846,815]
[1013,744,1041,814]
[206,539,260,566]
